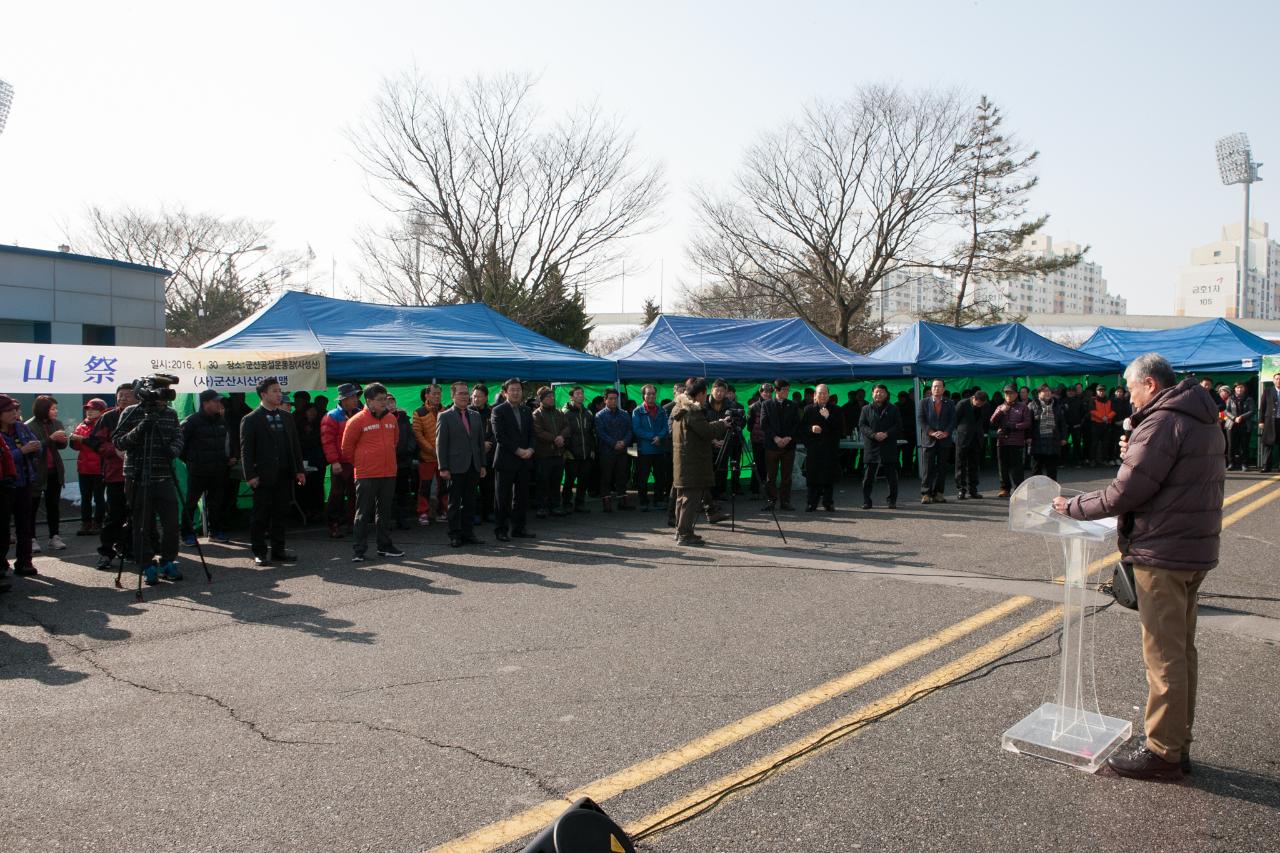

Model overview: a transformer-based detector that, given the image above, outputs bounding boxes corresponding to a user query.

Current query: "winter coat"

[858,402,901,465]
[800,403,843,485]
[113,404,183,481]
[412,405,441,464]
[1027,398,1066,457]
[86,409,125,484]
[1225,394,1256,428]
[989,401,1033,447]
[340,407,400,480]
[180,410,230,477]
[72,420,105,476]
[240,405,305,486]
[24,416,66,489]
[471,404,496,465]
[1063,394,1087,428]
[394,410,417,468]
[1088,397,1115,425]
[595,406,632,457]
[953,398,987,450]
[1262,384,1279,446]
[631,404,670,456]
[2,421,39,487]
[762,398,801,451]
[747,399,769,446]
[1065,379,1226,573]
[532,405,570,459]
[671,393,726,489]
[298,418,326,470]
[563,402,595,461]
[0,428,16,484]
[321,406,354,466]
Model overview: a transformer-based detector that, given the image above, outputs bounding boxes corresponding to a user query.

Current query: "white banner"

[0,343,326,395]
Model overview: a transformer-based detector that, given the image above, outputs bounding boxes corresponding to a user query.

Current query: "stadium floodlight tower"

[0,79,14,137]
[1215,132,1262,318]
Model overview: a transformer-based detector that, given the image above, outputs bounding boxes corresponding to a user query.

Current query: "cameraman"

[706,380,744,514]
[112,377,184,585]
[670,379,730,546]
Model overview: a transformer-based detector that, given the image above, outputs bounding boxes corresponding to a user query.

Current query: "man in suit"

[490,378,536,542]
[1260,372,1279,473]
[917,378,957,504]
[437,380,486,548]
[762,379,801,511]
[469,384,496,522]
[953,389,988,500]
[240,377,306,566]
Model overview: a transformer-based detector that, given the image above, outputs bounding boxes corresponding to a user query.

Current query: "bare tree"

[586,326,642,357]
[68,205,299,346]
[352,71,664,318]
[684,85,970,350]
[930,95,1083,327]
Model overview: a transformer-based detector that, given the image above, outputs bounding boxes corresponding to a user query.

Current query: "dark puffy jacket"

[394,410,417,468]
[563,402,595,461]
[113,404,183,481]
[990,401,1033,447]
[1065,379,1225,572]
[181,410,229,477]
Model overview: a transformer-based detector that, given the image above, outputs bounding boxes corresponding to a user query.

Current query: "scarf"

[1038,401,1057,437]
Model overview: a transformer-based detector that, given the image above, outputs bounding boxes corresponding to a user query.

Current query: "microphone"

[1122,417,1133,439]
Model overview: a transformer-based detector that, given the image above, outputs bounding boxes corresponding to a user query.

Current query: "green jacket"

[671,394,726,489]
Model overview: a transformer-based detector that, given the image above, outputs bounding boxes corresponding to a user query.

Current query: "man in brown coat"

[671,379,729,546]
[1054,353,1225,781]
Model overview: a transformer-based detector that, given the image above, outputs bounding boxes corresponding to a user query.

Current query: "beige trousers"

[1134,565,1208,761]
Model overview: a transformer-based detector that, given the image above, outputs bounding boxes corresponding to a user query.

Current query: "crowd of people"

[1,369,1277,592]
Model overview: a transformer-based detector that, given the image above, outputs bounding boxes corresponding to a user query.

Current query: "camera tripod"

[714,436,787,544]
[110,408,212,601]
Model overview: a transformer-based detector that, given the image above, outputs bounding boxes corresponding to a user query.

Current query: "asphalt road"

[2,468,1278,853]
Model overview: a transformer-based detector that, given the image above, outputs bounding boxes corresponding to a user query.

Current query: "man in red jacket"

[1055,353,1225,781]
[92,384,135,570]
[321,383,362,538]
[340,382,403,563]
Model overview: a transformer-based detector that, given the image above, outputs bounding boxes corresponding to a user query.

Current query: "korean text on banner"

[0,344,327,395]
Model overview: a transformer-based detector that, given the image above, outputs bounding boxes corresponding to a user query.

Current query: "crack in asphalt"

[337,674,488,696]
[307,718,565,799]
[2,603,329,746]
[74,654,334,746]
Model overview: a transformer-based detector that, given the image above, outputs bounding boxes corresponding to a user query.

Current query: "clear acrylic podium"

[1000,476,1131,773]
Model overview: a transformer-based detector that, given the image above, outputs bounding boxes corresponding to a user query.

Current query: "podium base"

[1001,702,1131,773]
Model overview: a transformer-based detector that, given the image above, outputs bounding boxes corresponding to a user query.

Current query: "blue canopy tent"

[867,321,1125,378]
[202,291,618,382]
[606,315,908,381]
[1078,317,1280,374]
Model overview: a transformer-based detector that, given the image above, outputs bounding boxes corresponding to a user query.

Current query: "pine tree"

[527,265,593,350]
[938,95,1083,326]
[641,296,661,326]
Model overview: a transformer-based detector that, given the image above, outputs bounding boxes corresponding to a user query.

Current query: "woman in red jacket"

[69,398,109,534]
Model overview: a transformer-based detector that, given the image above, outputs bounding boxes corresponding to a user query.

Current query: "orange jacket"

[340,407,399,479]
[1089,398,1114,425]
[412,406,439,463]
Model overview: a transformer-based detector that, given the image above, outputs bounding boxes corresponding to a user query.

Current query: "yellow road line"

[434,477,1280,852]
[626,606,1064,838]
[429,595,1035,853]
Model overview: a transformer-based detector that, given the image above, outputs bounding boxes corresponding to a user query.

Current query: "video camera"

[133,373,180,406]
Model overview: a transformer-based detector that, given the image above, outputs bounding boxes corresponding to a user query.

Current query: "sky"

[2,0,1278,319]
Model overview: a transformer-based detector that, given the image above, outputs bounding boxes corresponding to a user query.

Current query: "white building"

[868,268,955,321]
[973,235,1126,317]
[1174,220,1280,320]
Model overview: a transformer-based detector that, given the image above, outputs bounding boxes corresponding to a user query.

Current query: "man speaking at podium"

[1052,353,1224,781]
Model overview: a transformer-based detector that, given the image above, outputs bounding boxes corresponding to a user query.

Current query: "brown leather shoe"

[1107,744,1184,782]
[997,489,1010,498]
